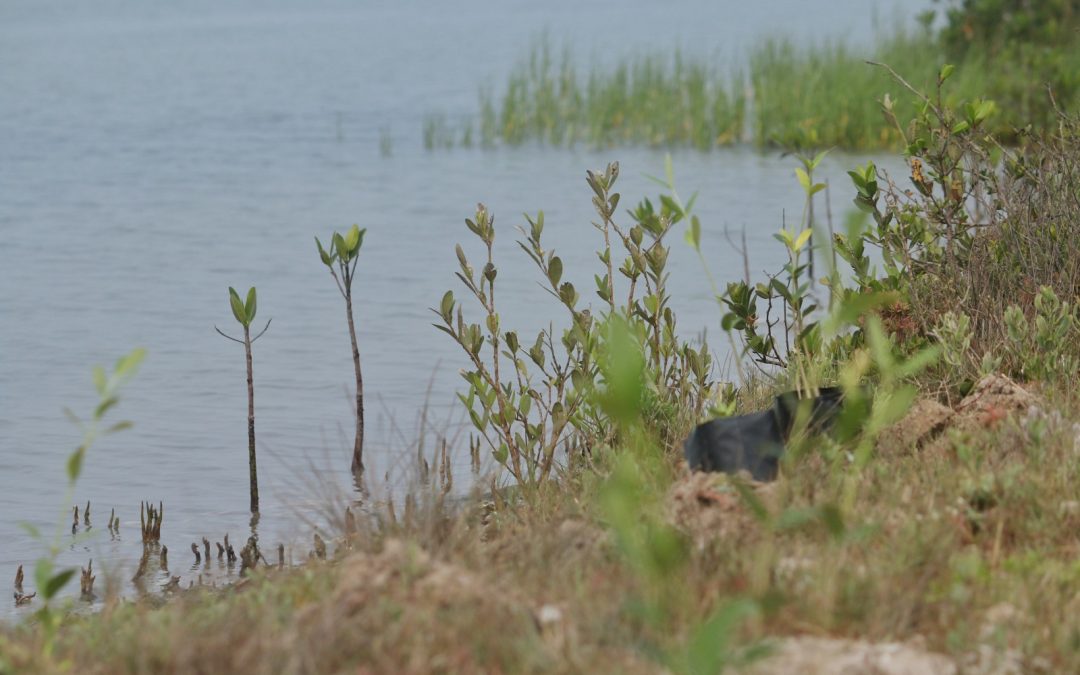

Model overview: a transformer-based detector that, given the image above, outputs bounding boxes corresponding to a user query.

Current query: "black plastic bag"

[683,387,846,481]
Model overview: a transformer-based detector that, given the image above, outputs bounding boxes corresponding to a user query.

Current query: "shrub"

[435,163,718,486]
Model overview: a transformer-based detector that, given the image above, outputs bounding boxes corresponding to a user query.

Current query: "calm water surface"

[0,0,927,616]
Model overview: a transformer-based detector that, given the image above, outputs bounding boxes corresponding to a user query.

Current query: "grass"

[747,32,939,150]
[426,40,747,151]
[430,25,1080,151]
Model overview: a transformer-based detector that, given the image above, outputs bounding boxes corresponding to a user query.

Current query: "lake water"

[0,0,928,617]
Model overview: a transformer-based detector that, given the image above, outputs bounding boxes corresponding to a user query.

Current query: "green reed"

[435,23,1079,151]
[472,40,746,150]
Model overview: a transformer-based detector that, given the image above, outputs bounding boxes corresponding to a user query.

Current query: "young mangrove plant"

[216,286,271,514]
[315,224,368,476]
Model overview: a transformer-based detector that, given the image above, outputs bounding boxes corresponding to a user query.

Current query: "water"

[0,0,928,617]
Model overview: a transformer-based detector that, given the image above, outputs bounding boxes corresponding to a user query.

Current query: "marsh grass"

[462,40,747,150]
[747,32,935,150]
[438,26,1077,151]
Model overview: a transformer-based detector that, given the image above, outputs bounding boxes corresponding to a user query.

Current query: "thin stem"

[343,268,364,476]
[244,324,259,513]
[214,326,245,344]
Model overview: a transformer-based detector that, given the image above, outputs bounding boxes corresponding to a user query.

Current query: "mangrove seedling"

[215,286,271,514]
[315,224,368,476]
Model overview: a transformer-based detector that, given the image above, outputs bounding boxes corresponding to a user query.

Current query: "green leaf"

[18,522,42,540]
[228,287,247,326]
[62,407,83,428]
[684,215,701,250]
[548,256,563,287]
[43,569,76,600]
[559,282,577,308]
[34,559,52,595]
[67,447,85,482]
[974,100,997,124]
[94,396,118,420]
[773,507,821,532]
[493,443,509,466]
[315,237,333,266]
[866,316,894,370]
[439,290,454,321]
[732,478,769,523]
[104,420,134,434]
[897,344,942,379]
[819,503,846,540]
[685,599,759,675]
[92,366,106,396]
[332,233,347,260]
[114,348,146,381]
[344,224,361,255]
[824,291,898,336]
[877,386,918,427]
[795,167,811,191]
[600,318,645,425]
[245,287,257,323]
[939,63,955,83]
[792,229,812,252]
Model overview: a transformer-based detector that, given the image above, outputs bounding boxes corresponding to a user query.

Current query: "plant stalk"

[345,287,365,475]
[245,324,259,513]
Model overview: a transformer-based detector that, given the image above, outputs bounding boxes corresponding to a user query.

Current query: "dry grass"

[913,114,1080,371]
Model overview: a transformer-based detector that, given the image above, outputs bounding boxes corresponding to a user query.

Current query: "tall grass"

[473,40,747,150]
[747,32,936,150]
[434,26,1078,151]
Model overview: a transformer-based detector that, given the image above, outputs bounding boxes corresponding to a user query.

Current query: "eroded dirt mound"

[323,539,502,616]
[883,374,1040,455]
[742,636,957,675]
[280,540,537,673]
[666,470,776,545]
[879,398,955,454]
[953,374,1038,428]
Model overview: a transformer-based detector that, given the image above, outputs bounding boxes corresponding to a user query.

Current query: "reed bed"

[426,41,747,151]
[430,29,1078,151]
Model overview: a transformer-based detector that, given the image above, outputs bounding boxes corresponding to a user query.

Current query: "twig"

[865,60,939,115]
[214,326,245,344]
[249,318,273,343]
